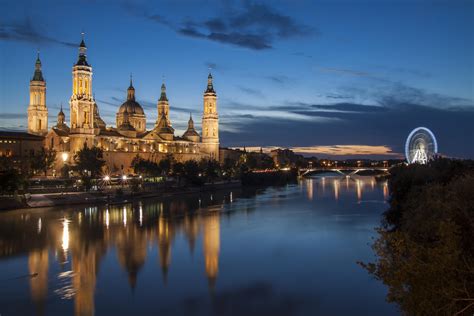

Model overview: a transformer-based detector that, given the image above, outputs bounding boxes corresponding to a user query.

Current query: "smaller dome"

[118,100,144,115]
[118,77,144,115]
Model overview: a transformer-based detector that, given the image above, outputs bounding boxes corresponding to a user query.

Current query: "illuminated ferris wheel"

[405,127,438,164]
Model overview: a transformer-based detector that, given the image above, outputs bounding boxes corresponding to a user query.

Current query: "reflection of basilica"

[0,195,225,316]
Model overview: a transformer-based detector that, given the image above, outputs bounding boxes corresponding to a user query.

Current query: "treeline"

[361,158,474,315]
[0,148,57,195]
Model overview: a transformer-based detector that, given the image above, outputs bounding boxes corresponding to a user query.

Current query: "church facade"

[27,36,219,175]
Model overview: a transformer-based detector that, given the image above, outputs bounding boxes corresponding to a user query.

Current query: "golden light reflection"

[203,212,220,289]
[28,248,49,314]
[105,209,109,229]
[123,207,127,227]
[306,179,313,200]
[356,180,362,202]
[383,181,389,200]
[62,218,70,253]
[333,179,340,201]
[37,218,42,234]
[139,206,143,227]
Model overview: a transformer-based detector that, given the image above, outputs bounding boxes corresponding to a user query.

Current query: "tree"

[30,147,56,176]
[183,160,202,186]
[222,158,237,180]
[131,156,161,177]
[0,155,14,172]
[172,162,185,186]
[74,145,105,190]
[0,169,27,195]
[360,159,474,315]
[199,159,220,184]
[159,154,174,177]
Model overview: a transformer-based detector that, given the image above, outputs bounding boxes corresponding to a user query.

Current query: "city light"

[103,175,110,181]
[122,175,127,180]
[61,152,69,162]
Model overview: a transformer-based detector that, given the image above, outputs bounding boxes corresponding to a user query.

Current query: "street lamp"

[62,152,69,162]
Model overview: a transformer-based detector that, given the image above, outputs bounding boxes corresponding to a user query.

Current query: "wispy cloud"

[316,66,375,78]
[265,75,290,84]
[290,145,400,157]
[238,86,265,98]
[129,1,314,50]
[231,145,401,158]
[0,18,76,47]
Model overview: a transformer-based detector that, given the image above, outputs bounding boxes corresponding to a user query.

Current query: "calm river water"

[0,176,398,316]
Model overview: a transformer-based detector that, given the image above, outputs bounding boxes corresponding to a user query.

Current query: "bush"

[115,188,124,197]
[361,158,474,315]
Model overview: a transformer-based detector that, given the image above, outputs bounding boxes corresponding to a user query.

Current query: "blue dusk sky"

[0,0,473,158]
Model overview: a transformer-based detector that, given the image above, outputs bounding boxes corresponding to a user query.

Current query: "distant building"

[270,148,306,168]
[0,131,44,172]
[219,147,245,164]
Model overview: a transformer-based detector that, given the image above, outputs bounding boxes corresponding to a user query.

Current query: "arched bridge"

[299,167,389,178]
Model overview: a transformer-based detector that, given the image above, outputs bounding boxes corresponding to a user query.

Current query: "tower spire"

[127,75,135,101]
[159,82,168,102]
[206,72,215,94]
[32,51,44,82]
[76,32,89,66]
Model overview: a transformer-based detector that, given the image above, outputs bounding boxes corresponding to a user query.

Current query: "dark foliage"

[361,158,474,315]
[30,147,56,176]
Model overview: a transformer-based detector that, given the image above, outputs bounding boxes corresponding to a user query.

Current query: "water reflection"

[304,175,387,204]
[0,178,391,316]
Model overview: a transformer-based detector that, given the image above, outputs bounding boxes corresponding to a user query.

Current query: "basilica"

[26,36,219,174]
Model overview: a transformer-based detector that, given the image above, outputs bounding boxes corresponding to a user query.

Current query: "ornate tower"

[201,73,219,160]
[156,83,171,127]
[27,53,48,135]
[69,34,97,152]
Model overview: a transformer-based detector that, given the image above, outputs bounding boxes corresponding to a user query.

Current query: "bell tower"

[156,83,171,127]
[201,73,219,160]
[27,52,48,135]
[69,33,97,152]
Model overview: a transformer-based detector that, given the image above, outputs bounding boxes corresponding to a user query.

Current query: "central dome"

[118,100,144,115]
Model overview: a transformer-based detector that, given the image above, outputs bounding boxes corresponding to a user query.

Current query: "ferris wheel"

[405,127,438,164]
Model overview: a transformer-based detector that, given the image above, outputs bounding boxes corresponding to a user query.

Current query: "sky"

[0,0,473,159]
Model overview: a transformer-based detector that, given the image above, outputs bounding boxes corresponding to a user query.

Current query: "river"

[0,176,398,315]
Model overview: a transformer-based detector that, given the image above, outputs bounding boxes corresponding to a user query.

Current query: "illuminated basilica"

[27,35,219,174]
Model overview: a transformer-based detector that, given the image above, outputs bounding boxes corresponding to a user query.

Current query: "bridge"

[299,167,389,178]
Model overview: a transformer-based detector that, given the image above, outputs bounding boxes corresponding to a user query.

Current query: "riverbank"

[0,180,242,211]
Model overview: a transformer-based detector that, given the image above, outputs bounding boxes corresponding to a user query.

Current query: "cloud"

[231,145,401,158]
[0,18,76,47]
[205,62,218,71]
[238,86,265,98]
[266,75,290,84]
[133,1,314,50]
[219,90,474,158]
[317,67,375,78]
[290,145,400,157]
[0,113,27,119]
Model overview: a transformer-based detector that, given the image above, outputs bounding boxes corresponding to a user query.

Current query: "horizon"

[1,0,473,159]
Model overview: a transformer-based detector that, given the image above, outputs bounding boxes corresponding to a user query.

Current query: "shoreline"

[0,181,242,211]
